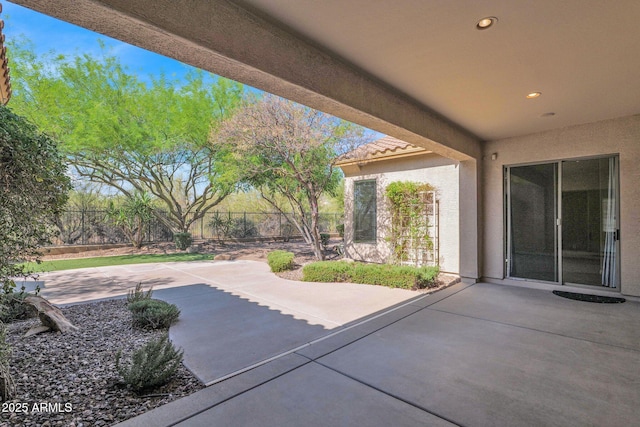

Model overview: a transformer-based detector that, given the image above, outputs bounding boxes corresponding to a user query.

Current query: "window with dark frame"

[354,180,377,242]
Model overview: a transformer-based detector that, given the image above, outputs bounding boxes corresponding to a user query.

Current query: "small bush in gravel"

[127,282,153,305]
[302,261,440,289]
[0,290,37,323]
[173,232,193,250]
[116,334,184,393]
[128,299,180,329]
[267,250,295,273]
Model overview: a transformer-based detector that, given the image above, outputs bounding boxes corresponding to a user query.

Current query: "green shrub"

[302,261,439,289]
[0,282,38,323]
[116,334,183,392]
[128,299,180,329]
[336,224,345,238]
[319,233,330,250]
[267,250,295,273]
[301,261,353,283]
[127,282,153,305]
[0,293,33,323]
[173,232,193,250]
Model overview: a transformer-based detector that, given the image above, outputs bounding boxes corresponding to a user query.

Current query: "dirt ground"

[42,239,328,263]
[41,239,459,289]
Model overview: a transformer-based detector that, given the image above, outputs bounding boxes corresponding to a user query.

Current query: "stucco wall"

[482,114,640,296]
[342,153,460,274]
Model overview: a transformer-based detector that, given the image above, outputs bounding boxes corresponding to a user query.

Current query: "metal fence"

[51,209,344,246]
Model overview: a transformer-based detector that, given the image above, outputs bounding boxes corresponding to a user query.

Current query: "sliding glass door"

[507,163,558,282]
[506,156,619,287]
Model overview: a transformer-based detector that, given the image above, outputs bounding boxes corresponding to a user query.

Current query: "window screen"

[354,180,376,242]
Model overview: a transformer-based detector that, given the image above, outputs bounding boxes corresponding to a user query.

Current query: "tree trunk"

[309,196,324,260]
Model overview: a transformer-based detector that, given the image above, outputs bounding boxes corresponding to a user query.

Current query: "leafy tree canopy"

[8,38,245,232]
[212,95,366,259]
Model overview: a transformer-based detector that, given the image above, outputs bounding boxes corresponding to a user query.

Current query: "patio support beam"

[13,0,481,161]
[459,160,480,282]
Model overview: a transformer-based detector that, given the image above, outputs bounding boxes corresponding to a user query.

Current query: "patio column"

[459,159,480,283]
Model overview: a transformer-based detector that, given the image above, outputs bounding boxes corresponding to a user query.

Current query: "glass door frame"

[504,155,620,288]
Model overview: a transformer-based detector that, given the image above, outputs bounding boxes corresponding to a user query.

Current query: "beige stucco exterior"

[482,114,640,297]
[341,153,460,274]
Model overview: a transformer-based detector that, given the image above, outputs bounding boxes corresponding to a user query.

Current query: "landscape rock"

[5,300,203,425]
[24,295,78,333]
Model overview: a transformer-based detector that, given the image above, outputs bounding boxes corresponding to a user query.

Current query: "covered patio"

[117,280,640,426]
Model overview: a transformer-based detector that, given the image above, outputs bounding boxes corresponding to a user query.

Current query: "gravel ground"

[1,300,203,427]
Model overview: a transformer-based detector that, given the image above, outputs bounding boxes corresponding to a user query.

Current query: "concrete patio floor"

[115,279,640,427]
[35,259,421,385]
[32,261,640,426]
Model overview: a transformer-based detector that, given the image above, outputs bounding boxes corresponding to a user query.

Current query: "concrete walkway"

[36,259,420,384]
[114,280,640,427]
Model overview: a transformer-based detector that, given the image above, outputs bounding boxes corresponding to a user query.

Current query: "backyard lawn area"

[22,253,213,272]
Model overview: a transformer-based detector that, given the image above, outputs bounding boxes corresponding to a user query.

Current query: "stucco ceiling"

[11,0,640,146]
[235,0,640,141]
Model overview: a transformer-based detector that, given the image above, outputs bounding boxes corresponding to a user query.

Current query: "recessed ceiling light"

[476,16,498,30]
[526,92,542,99]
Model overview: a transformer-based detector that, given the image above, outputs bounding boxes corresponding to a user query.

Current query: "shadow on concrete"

[155,284,330,385]
[38,269,174,305]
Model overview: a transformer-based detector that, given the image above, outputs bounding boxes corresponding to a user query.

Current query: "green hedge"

[302,261,439,289]
[267,250,295,272]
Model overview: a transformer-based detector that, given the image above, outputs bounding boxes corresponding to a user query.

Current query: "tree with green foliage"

[8,39,244,233]
[212,95,365,260]
[105,192,154,248]
[0,106,71,285]
[0,106,70,401]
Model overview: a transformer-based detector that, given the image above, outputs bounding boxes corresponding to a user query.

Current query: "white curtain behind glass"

[601,157,617,287]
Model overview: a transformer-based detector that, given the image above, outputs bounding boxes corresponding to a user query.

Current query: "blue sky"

[2,2,381,138]
[2,2,202,83]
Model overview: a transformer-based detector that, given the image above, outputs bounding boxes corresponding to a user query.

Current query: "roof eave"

[336,146,432,167]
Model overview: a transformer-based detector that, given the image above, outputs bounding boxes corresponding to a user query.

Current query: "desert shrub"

[128,299,180,330]
[208,214,259,240]
[0,293,32,323]
[127,283,153,305]
[320,233,330,250]
[301,261,353,283]
[115,334,183,392]
[336,224,345,238]
[0,282,37,323]
[267,250,295,273]
[302,261,439,289]
[228,217,258,238]
[173,232,193,250]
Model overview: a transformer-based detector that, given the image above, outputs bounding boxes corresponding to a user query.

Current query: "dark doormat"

[553,290,626,303]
